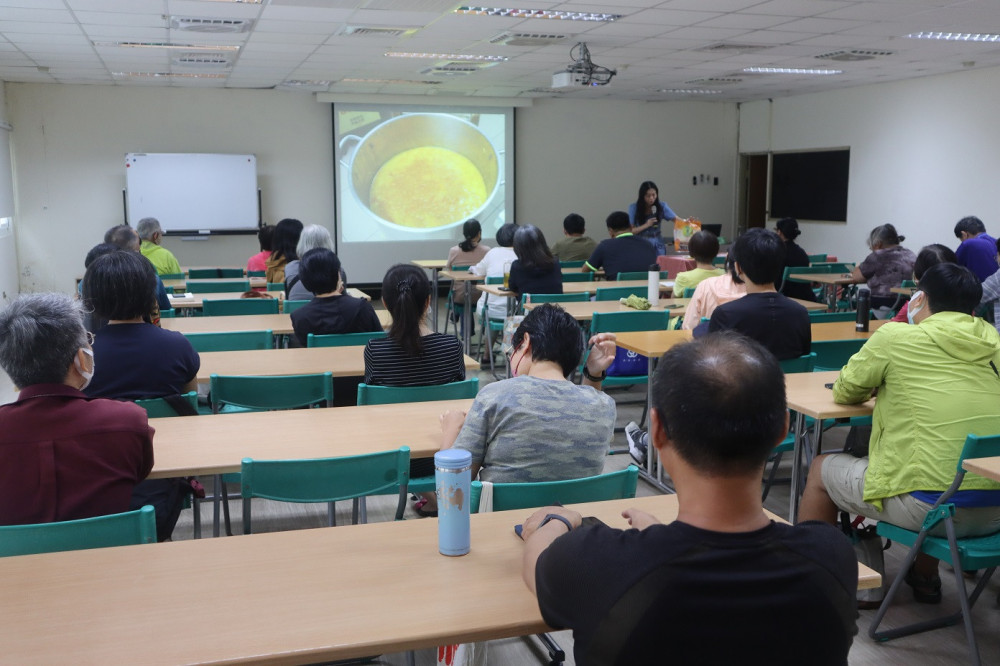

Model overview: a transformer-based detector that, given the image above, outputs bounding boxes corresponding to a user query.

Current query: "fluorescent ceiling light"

[385,52,507,62]
[455,7,622,22]
[112,72,228,79]
[906,32,1000,43]
[743,67,842,75]
[94,41,239,51]
[341,78,442,85]
[201,0,262,3]
[658,89,723,94]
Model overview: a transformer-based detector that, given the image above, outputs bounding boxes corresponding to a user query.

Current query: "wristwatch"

[539,513,574,533]
[582,367,607,382]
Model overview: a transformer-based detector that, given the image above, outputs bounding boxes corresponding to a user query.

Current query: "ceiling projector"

[552,42,617,89]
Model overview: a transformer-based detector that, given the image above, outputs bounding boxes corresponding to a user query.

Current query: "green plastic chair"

[479,276,508,377]
[283,299,310,314]
[185,330,273,352]
[267,282,284,292]
[682,287,697,298]
[811,339,866,372]
[617,270,669,281]
[869,434,1000,664]
[761,354,817,500]
[778,352,815,374]
[808,311,860,323]
[357,378,479,406]
[442,264,474,337]
[712,256,728,267]
[134,391,198,418]
[561,272,595,282]
[559,260,586,269]
[470,465,640,513]
[519,292,590,309]
[307,331,387,347]
[595,285,646,301]
[807,254,829,264]
[0,505,157,557]
[189,268,244,279]
[241,447,411,534]
[778,265,832,292]
[811,262,855,274]
[160,272,185,280]
[248,270,266,278]
[159,308,176,318]
[202,298,280,316]
[187,280,251,294]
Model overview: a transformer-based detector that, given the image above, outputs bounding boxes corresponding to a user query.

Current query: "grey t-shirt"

[453,375,616,483]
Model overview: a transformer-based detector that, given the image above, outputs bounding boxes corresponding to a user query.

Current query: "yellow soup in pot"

[370,146,488,228]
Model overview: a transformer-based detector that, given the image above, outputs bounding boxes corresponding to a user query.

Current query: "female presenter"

[627,180,681,256]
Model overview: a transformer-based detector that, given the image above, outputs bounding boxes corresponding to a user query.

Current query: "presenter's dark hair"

[459,219,482,253]
[495,223,517,248]
[257,224,275,252]
[688,230,720,264]
[271,218,304,262]
[634,181,661,219]
[653,331,787,475]
[381,264,431,357]
[513,225,555,271]
[775,217,801,241]
[731,228,785,285]
[920,263,982,315]
[511,303,583,377]
[954,216,987,238]
[82,250,157,322]
[299,247,341,295]
[913,244,958,281]
[563,213,585,235]
[606,211,631,232]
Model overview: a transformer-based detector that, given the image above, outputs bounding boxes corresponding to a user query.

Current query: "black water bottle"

[856,288,870,332]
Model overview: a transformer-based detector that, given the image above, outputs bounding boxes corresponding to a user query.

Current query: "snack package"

[673,217,702,252]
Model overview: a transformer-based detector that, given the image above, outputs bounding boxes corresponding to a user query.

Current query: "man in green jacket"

[799,263,1000,604]
[136,217,182,277]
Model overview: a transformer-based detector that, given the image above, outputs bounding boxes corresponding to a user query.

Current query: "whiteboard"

[125,153,258,234]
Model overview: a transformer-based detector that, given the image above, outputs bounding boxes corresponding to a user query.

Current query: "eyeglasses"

[504,343,521,368]
[84,330,95,346]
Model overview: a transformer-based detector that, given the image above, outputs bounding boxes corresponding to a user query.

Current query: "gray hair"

[0,293,88,388]
[135,217,162,240]
[296,224,334,258]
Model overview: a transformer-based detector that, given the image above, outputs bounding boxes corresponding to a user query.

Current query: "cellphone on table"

[824,383,835,389]
[497,286,510,292]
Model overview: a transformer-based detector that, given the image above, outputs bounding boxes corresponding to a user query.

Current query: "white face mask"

[907,290,925,325]
[75,347,95,390]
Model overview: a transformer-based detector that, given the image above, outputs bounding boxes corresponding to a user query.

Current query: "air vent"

[172,54,233,67]
[697,43,769,53]
[169,17,254,33]
[815,49,894,62]
[684,77,742,85]
[337,25,418,38]
[490,32,568,46]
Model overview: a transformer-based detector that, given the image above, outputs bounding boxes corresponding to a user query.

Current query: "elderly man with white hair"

[136,216,182,276]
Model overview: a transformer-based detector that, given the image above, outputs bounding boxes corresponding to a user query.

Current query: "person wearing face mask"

[799,263,1000,605]
[438,304,616,490]
[0,293,154,526]
[890,244,958,324]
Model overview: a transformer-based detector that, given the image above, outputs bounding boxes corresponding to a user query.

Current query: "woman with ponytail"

[446,219,491,270]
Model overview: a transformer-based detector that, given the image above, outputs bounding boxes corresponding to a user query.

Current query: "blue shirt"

[956,233,998,282]
[627,201,677,240]
[85,323,201,400]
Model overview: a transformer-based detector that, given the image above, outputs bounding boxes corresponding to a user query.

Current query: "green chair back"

[210,372,334,413]
[807,254,828,264]
[520,292,590,309]
[187,280,250,294]
[241,447,411,533]
[808,311,858,323]
[307,331,387,347]
[0,506,157,557]
[617,271,669,281]
[134,391,198,418]
[189,268,244,279]
[811,262,854,274]
[778,352,816,374]
[470,466,639,513]
[595,286,647,301]
[901,279,916,288]
[159,308,176,318]
[682,287,697,298]
[591,310,671,334]
[283,299,310,314]
[811,339,866,372]
[202,298,280,316]
[357,378,479,406]
[561,272,594,283]
[712,256,728,267]
[247,270,266,278]
[160,272,184,280]
[185,330,273,352]
[267,282,284,292]
[559,260,586,268]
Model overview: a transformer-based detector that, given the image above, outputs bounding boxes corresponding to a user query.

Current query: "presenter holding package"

[627,181,682,257]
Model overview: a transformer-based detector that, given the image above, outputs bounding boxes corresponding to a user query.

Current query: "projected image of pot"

[340,114,501,233]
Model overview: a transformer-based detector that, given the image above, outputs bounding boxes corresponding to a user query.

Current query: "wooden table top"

[167,291,285,309]
[163,276,267,290]
[161,310,392,336]
[615,329,693,356]
[784,370,874,420]
[890,286,917,295]
[811,319,886,341]
[195,346,480,383]
[962,457,1000,483]
[525,299,691,320]
[476,279,668,298]
[412,259,449,270]
[148,398,474,479]
[440,269,484,282]
[789,273,856,285]
[0,494,880,665]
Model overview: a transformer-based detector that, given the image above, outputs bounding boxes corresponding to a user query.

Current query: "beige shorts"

[820,453,1000,538]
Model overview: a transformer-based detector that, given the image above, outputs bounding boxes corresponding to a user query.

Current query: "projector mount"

[559,42,617,86]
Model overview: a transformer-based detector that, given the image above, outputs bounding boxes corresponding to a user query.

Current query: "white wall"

[739,65,1000,265]
[0,83,16,303]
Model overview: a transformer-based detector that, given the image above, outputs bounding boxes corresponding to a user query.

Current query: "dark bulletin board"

[769,149,850,222]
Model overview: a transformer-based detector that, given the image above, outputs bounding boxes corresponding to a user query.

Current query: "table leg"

[462,281,473,355]
[789,411,806,522]
[637,355,674,494]
[430,269,440,333]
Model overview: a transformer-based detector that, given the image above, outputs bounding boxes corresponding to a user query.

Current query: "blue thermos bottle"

[435,449,472,556]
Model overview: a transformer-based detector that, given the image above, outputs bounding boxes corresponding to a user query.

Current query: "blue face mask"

[907,290,925,325]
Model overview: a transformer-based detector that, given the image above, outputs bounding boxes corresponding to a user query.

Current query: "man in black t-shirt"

[584,211,658,281]
[520,333,858,666]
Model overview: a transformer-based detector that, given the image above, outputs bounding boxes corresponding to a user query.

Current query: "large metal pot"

[340,113,502,234]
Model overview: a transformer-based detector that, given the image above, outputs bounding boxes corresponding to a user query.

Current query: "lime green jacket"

[140,240,181,277]
[833,312,1000,509]
[673,267,724,297]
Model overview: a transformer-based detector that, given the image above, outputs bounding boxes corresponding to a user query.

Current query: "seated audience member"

[522,332,858,665]
[775,217,817,302]
[82,251,200,541]
[285,224,345,301]
[247,224,274,274]
[0,293,154,525]
[891,243,958,323]
[672,230,724,296]
[136,217,182,277]
[706,228,811,360]
[954,215,999,282]
[471,222,518,322]
[680,250,746,330]
[290,247,381,348]
[508,224,562,300]
[439,304,616,495]
[265,218,303,284]
[584,211,658,281]
[104,224,172,313]
[846,223,916,312]
[447,218,491,270]
[800,263,1000,604]
[550,213,596,262]
[979,237,1000,334]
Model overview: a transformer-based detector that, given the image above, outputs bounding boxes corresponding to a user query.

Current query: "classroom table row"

[161,309,391,336]
[0,493,882,665]
[166,287,371,311]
